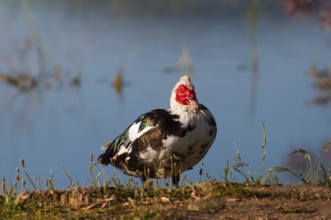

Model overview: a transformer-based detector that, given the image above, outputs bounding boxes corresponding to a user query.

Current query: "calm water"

[0,1,330,188]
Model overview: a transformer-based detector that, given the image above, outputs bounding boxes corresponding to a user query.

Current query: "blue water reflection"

[0,1,330,189]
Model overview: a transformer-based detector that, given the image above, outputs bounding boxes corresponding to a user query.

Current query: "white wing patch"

[128,121,156,141]
[113,121,157,158]
[117,146,129,156]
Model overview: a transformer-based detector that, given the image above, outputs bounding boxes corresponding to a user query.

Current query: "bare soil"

[184,183,331,220]
[2,181,331,219]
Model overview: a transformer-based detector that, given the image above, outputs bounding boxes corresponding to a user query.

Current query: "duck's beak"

[188,97,198,110]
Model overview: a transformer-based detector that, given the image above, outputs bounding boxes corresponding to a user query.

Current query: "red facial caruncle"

[175,84,197,106]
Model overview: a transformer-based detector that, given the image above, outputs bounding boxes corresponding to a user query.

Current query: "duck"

[98,75,217,187]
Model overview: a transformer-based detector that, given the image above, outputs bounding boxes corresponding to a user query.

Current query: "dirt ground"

[101,183,331,220]
[180,184,331,220]
[3,181,331,219]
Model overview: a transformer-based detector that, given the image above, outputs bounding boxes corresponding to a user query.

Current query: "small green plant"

[225,123,280,185]
[268,147,331,185]
[226,124,331,186]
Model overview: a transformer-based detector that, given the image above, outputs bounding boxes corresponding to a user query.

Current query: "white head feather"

[170,75,198,112]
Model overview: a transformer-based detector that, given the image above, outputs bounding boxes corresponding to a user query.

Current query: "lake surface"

[0,1,330,189]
